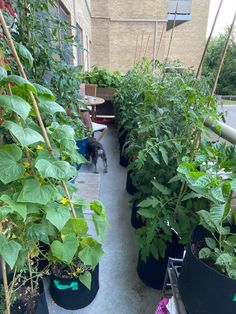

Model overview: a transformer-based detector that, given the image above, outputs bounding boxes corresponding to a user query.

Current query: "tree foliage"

[202,27,236,95]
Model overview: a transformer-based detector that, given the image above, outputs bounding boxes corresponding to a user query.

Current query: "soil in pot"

[0,273,48,314]
[50,264,99,310]
[178,225,236,314]
[137,231,184,290]
[126,170,139,195]
[131,202,145,229]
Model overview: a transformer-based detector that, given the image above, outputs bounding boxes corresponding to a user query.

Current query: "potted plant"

[177,141,236,314]
[81,66,122,101]
[47,200,108,310]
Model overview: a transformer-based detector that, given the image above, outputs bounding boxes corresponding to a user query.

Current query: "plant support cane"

[0,10,76,217]
[0,223,10,314]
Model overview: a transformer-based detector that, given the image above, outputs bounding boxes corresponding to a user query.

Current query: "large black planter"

[137,231,184,289]
[126,170,139,195]
[50,265,99,310]
[0,274,48,314]
[131,202,145,229]
[178,225,236,314]
[120,151,129,167]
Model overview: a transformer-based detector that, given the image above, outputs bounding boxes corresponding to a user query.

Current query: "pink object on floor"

[155,297,170,314]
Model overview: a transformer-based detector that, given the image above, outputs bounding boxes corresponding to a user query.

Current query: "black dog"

[86,137,108,173]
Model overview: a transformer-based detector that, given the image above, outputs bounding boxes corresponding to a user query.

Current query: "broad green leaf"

[62,218,88,236]
[17,178,54,205]
[1,75,37,94]
[15,42,34,68]
[0,95,31,120]
[159,146,168,165]
[46,205,71,231]
[39,99,65,115]
[0,66,7,81]
[92,214,108,241]
[199,247,211,259]
[3,121,44,147]
[149,151,159,164]
[138,197,159,208]
[211,186,225,203]
[51,124,75,142]
[34,83,55,101]
[192,175,211,188]
[227,265,236,280]
[151,181,171,195]
[79,271,92,290]
[177,162,194,174]
[26,223,49,244]
[198,210,216,231]
[78,237,104,269]
[210,204,226,223]
[51,234,78,264]
[216,253,233,266]
[90,200,105,215]
[35,158,76,180]
[205,237,217,249]
[0,144,25,184]
[0,235,21,269]
[0,207,13,219]
[0,195,27,220]
[182,192,202,201]
[137,207,156,218]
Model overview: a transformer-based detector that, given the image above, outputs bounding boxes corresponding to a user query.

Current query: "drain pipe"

[205,120,236,144]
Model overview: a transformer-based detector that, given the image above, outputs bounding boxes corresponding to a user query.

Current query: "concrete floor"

[46,126,161,314]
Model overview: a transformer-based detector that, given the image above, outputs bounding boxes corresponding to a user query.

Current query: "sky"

[207,0,236,36]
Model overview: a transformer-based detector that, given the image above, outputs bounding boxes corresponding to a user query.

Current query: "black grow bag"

[131,202,145,229]
[178,225,236,314]
[50,265,99,310]
[0,274,48,314]
[137,231,184,289]
[126,170,139,195]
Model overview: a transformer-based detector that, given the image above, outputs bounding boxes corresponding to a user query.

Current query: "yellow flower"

[25,172,30,177]
[11,233,17,239]
[24,162,31,169]
[59,198,69,205]
[76,267,82,273]
[36,145,44,150]
[72,272,77,277]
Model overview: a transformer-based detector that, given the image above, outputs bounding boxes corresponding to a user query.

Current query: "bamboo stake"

[156,24,165,60]
[210,12,236,96]
[0,11,76,215]
[143,33,151,58]
[138,32,144,62]
[134,34,139,66]
[196,0,224,78]
[0,224,10,314]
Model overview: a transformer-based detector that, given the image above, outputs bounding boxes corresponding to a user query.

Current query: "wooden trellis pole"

[165,3,178,63]
[138,31,144,62]
[156,24,165,60]
[143,33,151,58]
[196,0,224,78]
[134,34,139,66]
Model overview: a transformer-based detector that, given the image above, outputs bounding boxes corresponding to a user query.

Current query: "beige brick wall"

[109,0,168,19]
[165,0,211,70]
[61,0,92,69]
[59,0,211,73]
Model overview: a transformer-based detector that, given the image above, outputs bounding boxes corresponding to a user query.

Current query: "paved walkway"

[46,126,160,314]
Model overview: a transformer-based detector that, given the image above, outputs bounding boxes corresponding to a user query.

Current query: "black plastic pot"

[0,274,48,314]
[120,151,129,167]
[178,225,236,314]
[126,170,139,195]
[49,265,99,310]
[131,202,145,229]
[137,231,184,289]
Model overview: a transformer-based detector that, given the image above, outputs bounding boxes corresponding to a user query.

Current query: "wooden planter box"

[96,87,117,101]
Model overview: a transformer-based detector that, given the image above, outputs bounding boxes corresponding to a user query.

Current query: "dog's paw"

[104,169,108,173]
[94,170,99,174]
